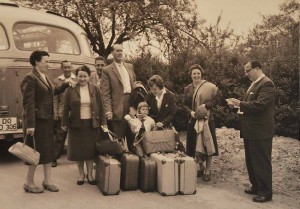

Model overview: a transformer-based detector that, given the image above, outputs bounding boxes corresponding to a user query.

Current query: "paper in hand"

[226,98,239,108]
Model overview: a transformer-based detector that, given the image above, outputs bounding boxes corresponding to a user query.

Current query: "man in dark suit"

[101,44,136,151]
[229,60,275,203]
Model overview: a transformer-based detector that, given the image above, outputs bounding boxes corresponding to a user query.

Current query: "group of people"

[20,44,275,203]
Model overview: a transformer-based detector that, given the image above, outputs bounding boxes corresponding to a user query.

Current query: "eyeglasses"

[63,66,72,69]
[96,64,106,67]
[244,67,256,74]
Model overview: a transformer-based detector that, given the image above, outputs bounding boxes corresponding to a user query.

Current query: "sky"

[195,0,284,35]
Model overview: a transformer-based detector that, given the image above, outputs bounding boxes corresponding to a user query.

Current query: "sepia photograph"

[0,0,299,208]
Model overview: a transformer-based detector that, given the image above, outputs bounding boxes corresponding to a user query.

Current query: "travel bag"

[119,153,139,191]
[95,155,121,195]
[150,153,179,196]
[139,156,157,192]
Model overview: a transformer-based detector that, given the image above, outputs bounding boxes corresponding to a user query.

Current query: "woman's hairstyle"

[148,75,164,89]
[188,64,204,75]
[137,102,149,110]
[29,50,49,67]
[75,65,91,76]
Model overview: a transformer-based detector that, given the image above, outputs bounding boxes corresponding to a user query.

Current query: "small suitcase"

[177,154,197,195]
[95,155,121,195]
[120,153,139,191]
[139,157,157,192]
[150,153,179,196]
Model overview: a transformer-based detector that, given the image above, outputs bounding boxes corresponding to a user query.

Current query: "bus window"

[0,25,9,50]
[13,23,80,55]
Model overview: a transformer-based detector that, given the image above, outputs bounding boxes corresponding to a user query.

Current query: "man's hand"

[27,128,35,136]
[156,122,164,128]
[64,78,77,88]
[191,111,196,118]
[101,125,109,133]
[231,98,241,107]
[106,112,113,120]
[61,126,67,132]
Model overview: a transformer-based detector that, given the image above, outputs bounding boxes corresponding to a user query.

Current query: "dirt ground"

[0,127,299,209]
[179,127,300,208]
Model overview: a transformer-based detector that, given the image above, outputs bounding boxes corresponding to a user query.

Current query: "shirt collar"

[254,73,265,84]
[58,73,76,80]
[114,61,124,68]
[155,87,167,99]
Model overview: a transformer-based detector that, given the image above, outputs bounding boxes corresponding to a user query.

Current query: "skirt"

[68,119,99,161]
[25,119,55,164]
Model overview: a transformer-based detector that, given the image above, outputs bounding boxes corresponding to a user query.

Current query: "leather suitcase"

[177,154,197,195]
[139,157,157,192]
[120,153,139,191]
[150,153,179,196]
[95,155,121,195]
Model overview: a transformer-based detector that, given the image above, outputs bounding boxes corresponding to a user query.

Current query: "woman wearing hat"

[183,64,219,181]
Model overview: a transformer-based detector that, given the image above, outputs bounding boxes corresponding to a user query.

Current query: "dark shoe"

[23,184,44,193]
[86,175,96,185]
[203,173,211,182]
[42,181,59,192]
[52,160,57,167]
[253,195,272,203]
[244,187,258,195]
[77,175,85,185]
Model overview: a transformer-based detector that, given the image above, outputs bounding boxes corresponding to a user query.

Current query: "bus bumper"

[0,129,23,140]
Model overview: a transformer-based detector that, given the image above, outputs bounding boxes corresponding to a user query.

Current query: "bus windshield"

[0,25,9,50]
[13,23,80,55]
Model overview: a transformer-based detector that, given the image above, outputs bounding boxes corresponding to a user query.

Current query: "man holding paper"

[228,60,275,203]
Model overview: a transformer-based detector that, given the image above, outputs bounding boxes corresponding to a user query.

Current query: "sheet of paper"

[226,98,239,109]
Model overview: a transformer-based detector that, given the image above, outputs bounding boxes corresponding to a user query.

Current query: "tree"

[19,0,200,58]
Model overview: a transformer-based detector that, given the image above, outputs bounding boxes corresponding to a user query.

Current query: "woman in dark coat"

[184,64,219,181]
[62,65,107,185]
[146,75,176,129]
[21,51,75,193]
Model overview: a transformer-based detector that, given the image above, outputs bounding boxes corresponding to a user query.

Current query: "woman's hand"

[156,122,164,128]
[61,126,67,132]
[26,128,35,136]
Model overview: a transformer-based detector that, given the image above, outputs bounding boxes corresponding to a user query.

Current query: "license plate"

[0,117,17,131]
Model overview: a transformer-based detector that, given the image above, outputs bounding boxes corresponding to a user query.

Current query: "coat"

[101,62,136,120]
[61,83,107,128]
[21,69,69,129]
[240,76,275,140]
[146,88,176,126]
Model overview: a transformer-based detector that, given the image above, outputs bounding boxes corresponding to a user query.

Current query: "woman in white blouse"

[62,65,107,185]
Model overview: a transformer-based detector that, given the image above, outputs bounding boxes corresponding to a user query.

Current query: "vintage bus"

[0,3,95,140]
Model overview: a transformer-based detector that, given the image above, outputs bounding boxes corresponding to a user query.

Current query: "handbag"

[96,130,126,156]
[8,134,40,165]
[142,128,175,155]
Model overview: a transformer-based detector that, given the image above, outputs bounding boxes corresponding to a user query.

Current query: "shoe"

[42,181,59,192]
[203,172,211,182]
[52,160,57,167]
[77,175,85,185]
[197,163,205,177]
[86,175,96,185]
[253,195,272,203]
[244,187,258,195]
[23,184,44,193]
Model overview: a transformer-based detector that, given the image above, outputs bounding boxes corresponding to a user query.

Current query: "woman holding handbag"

[183,64,219,181]
[61,65,107,185]
[21,51,76,193]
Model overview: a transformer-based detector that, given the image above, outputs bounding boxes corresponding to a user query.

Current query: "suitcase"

[176,154,197,195]
[120,153,139,191]
[139,157,157,192]
[150,153,179,196]
[95,155,121,195]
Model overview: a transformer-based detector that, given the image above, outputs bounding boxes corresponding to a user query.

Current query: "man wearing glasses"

[90,56,107,87]
[229,60,275,203]
[52,60,76,167]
